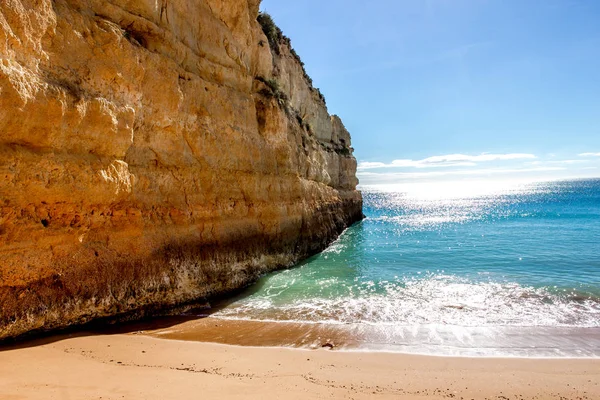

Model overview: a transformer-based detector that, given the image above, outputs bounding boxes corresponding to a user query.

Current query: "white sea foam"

[213,275,600,328]
[208,180,600,357]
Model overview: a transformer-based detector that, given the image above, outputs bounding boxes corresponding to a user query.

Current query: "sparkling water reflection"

[211,179,600,355]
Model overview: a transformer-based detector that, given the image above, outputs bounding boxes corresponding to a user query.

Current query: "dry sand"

[1,327,598,400]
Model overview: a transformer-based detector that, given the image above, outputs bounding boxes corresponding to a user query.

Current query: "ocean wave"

[212,275,600,328]
[212,180,600,334]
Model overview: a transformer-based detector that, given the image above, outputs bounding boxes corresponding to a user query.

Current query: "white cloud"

[579,152,600,157]
[358,153,536,170]
[357,162,388,169]
[526,159,589,166]
[358,166,563,179]
[357,166,568,186]
[422,153,536,163]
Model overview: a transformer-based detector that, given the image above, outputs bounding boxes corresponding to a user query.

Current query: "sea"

[206,179,600,357]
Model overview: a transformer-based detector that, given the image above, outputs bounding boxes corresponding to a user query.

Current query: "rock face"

[0,1,362,339]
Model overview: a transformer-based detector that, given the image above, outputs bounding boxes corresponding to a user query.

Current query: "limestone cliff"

[0,0,362,339]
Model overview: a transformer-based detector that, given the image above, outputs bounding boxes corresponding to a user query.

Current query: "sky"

[259,0,600,186]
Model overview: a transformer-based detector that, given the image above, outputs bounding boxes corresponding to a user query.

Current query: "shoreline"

[144,315,600,359]
[1,330,599,400]
[3,312,599,360]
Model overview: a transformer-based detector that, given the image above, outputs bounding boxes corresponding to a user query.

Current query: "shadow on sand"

[0,276,271,352]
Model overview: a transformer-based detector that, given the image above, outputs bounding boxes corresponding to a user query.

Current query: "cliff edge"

[0,0,362,339]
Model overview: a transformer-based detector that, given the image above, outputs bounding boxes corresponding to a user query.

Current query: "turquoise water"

[212,179,600,355]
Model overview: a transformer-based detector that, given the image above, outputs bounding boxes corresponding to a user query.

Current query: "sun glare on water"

[359,178,551,200]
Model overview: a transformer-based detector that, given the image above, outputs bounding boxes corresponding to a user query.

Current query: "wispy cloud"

[357,166,566,185]
[579,152,600,157]
[526,159,589,166]
[358,153,536,170]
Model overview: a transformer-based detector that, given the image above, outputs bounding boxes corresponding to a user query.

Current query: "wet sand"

[147,316,600,358]
[1,318,599,399]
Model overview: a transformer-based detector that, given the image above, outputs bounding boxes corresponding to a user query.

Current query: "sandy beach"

[1,324,598,400]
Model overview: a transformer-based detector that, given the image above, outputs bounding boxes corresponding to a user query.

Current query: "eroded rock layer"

[0,0,362,339]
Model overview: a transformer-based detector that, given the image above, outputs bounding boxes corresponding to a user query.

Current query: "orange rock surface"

[0,0,362,339]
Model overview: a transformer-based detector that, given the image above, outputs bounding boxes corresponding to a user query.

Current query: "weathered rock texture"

[0,0,362,339]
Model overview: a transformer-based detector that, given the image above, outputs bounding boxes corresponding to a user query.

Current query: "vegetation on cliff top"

[257,12,283,54]
[257,12,326,105]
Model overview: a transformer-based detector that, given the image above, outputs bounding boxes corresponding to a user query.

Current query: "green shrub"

[257,12,283,54]
[257,12,326,104]
[256,76,289,110]
[335,146,352,156]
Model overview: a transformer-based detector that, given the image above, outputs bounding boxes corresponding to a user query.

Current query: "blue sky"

[260,0,600,186]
